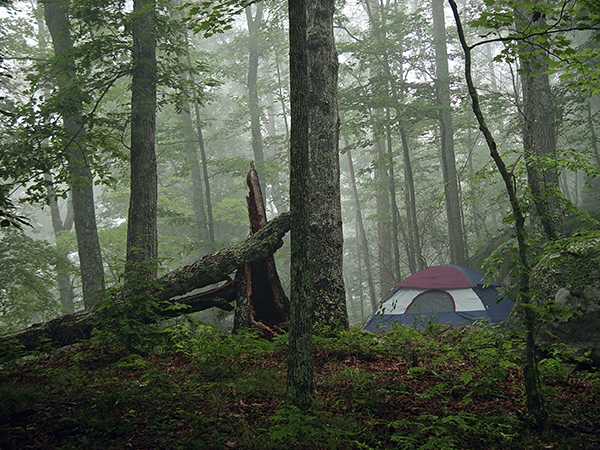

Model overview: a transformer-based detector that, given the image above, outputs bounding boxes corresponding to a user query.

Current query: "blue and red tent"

[364,265,514,331]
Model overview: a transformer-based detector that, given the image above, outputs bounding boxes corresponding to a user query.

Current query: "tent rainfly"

[364,265,514,331]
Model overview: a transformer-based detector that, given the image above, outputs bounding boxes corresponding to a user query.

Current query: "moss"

[531,231,600,350]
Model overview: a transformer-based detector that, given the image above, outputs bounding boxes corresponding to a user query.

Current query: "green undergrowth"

[1,320,599,449]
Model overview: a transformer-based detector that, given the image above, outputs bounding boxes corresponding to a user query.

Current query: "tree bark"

[517,1,562,240]
[432,0,467,266]
[126,0,158,283]
[307,0,348,331]
[286,0,314,410]
[43,0,106,309]
[0,213,290,353]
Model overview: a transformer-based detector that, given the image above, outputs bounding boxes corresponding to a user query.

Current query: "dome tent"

[364,265,514,331]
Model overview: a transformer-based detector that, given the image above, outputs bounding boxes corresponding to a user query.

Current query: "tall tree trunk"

[183,41,215,244]
[178,67,209,247]
[286,0,313,410]
[346,148,377,312]
[375,138,394,296]
[385,107,402,281]
[361,0,394,297]
[517,1,562,240]
[43,0,105,309]
[246,4,265,165]
[126,0,158,283]
[37,13,75,313]
[399,126,424,272]
[379,2,423,274]
[307,0,348,330]
[181,103,209,246]
[432,0,467,266]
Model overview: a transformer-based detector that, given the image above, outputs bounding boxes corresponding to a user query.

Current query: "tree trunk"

[361,0,403,292]
[385,107,402,282]
[246,4,265,165]
[365,0,423,274]
[126,0,158,283]
[307,0,348,331]
[185,44,215,244]
[286,0,313,410]
[517,1,562,240]
[347,148,377,312]
[43,0,106,309]
[375,139,394,297]
[400,126,424,272]
[1,213,291,354]
[432,0,467,266]
[179,89,209,246]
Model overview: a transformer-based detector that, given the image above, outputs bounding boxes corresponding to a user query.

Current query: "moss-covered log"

[0,213,290,353]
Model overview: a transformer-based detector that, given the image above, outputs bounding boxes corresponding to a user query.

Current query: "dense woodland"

[1,0,600,447]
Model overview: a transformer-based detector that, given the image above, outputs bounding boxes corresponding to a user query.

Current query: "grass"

[1,321,599,449]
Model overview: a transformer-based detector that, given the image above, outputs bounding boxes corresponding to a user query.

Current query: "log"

[0,213,290,354]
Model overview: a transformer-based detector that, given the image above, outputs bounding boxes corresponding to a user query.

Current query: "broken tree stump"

[233,164,289,331]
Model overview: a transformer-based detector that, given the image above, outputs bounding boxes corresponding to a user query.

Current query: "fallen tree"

[0,213,290,353]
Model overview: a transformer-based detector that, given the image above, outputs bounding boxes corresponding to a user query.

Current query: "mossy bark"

[307,0,348,331]
[126,0,158,283]
[286,0,314,410]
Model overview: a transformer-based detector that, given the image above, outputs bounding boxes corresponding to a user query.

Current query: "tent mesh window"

[405,289,455,314]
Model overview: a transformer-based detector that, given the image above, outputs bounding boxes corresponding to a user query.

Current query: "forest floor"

[1,321,599,450]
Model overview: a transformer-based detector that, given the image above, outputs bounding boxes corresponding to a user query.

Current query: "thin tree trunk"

[246,4,264,165]
[179,98,209,245]
[43,0,105,309]
[274,45,290,146]
[126,0,158,284]
[385,107,402,281]
[432,0,467,266]
[399,126,424,272]
[375,137,394,297]
[346,148,377,312]
[185,45,215,244]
